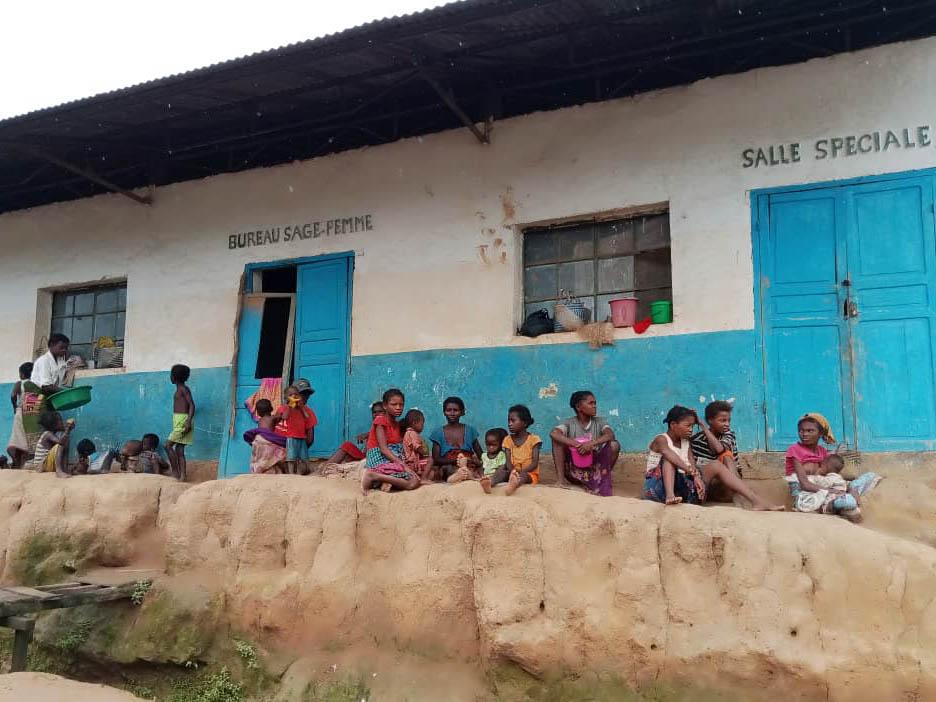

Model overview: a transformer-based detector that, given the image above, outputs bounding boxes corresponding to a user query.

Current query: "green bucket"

[650,300,673,324]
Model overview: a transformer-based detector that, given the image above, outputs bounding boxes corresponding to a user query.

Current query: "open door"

[219,293,295,477]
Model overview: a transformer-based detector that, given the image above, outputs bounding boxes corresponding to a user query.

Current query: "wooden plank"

[0,590,30,603]
[44,585,105,596]
[4,586,55,599]
[0,581,135,618]
[36,581,86,590]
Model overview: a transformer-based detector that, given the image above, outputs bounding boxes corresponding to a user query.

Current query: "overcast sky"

[0,0,446,120]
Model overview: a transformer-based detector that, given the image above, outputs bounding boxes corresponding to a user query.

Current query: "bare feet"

[664,495,682,505]
[504,471,521,496]
[479,476,492,494]
[380,482,392,493]
[360,470,371,495]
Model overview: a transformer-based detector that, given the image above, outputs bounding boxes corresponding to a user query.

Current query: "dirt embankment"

[0,470,935,701]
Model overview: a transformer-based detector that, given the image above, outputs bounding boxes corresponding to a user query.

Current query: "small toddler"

[479,428,508,494]
[401,409,432,482]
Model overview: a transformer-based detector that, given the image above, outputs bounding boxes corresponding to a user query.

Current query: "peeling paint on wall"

[538,382,559,399]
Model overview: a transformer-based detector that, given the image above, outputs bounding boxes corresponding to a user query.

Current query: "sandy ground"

[0,672,140,701]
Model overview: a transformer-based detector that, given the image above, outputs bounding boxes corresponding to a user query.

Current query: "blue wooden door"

[759,190,854,450]
[221,295,266,477]
[759,173,936,452]
[846,177,936,450]
[220,293,294,477]
[295,258,352,457]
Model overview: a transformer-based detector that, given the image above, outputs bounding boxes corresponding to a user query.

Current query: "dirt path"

[0,672,140,701]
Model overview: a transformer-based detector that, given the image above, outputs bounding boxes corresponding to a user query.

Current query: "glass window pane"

[96,288,119,313]
[636,214,670,250]
[524,301,556,325]
[524,264,557,302]
[598,220,635,256]
[51,317,72,338]
[74,292,94,315]
[557,260,594,298]
[52,293,70,317]
[524,231,557,265]
[637,288,672,320]
[598,256,635,293]
[72,316,94,344]
[94,313,117,341]
[635,248,672,289]
[115,312,126,340]
[117,286,127,311]
[70,344,92,362]
[557,225,593,260]
[597,293,637,323]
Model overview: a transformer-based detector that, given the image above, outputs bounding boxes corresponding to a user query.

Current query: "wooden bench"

[0,581,137,671]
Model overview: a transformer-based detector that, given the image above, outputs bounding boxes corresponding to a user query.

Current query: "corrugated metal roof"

[2,0,935,214]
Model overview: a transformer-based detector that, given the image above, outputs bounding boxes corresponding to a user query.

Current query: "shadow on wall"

[0,367,230,462]
[348,330,761,453]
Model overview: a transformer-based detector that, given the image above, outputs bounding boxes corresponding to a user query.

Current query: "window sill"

[74,367,127,379]
[513,322,675,345]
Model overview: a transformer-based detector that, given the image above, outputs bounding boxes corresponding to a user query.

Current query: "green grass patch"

[302,675,372,702]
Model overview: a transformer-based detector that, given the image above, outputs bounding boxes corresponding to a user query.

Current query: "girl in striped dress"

[361,388,420,494]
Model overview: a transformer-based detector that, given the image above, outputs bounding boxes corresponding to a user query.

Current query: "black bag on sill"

[519,309,554,337]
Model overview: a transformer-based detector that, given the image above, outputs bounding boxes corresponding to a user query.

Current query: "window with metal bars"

[50,284,126,363]
[522,211,672,329]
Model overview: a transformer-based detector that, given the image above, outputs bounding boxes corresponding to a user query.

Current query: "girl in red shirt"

[361,388,420,494]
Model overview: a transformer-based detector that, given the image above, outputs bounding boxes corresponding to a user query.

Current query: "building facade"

[3,37,936,472]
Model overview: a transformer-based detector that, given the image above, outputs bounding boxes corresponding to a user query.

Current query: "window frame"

[519,204,672,332]
[34,278,128,370]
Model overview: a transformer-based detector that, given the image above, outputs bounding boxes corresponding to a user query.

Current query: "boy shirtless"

[166,364,195,482]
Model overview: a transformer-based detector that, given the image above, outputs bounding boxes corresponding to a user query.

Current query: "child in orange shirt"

[501,405,542,496]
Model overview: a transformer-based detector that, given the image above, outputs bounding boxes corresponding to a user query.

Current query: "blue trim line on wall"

[347,330,763,453]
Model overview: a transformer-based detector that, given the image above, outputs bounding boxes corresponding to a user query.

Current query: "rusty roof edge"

[0,0,524,128]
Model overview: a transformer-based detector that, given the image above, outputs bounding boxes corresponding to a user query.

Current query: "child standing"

[429,397,483,483]
[275,380,318,475]
[643,406,705,505]
[361,388,420,494]
[6,362,34,468]
[30,411,75,478]
[478,428,508,494]
[166,364,195,482]
[401,409,433,481]
[690,400,784,511]
[500,405,542,496]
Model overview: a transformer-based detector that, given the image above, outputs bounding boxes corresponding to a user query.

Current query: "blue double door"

[220,256,352,477]
[758,173,936,451]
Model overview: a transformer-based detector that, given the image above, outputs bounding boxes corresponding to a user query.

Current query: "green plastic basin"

[47,386,93,411]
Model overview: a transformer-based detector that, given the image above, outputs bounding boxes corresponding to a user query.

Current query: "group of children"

[5,357,195,481]
[644,402,882,521]
[7,338,882,522]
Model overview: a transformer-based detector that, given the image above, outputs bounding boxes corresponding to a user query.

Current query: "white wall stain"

[698,395,707,404]
[538,382,559,399]
[609,408,620,417]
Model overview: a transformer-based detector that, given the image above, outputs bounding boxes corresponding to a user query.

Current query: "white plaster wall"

[2,37,936,379]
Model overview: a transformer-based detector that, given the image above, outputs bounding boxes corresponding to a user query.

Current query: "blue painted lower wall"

[348,330,764,452]
[0,367,230,462]
[0,331,764,464]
